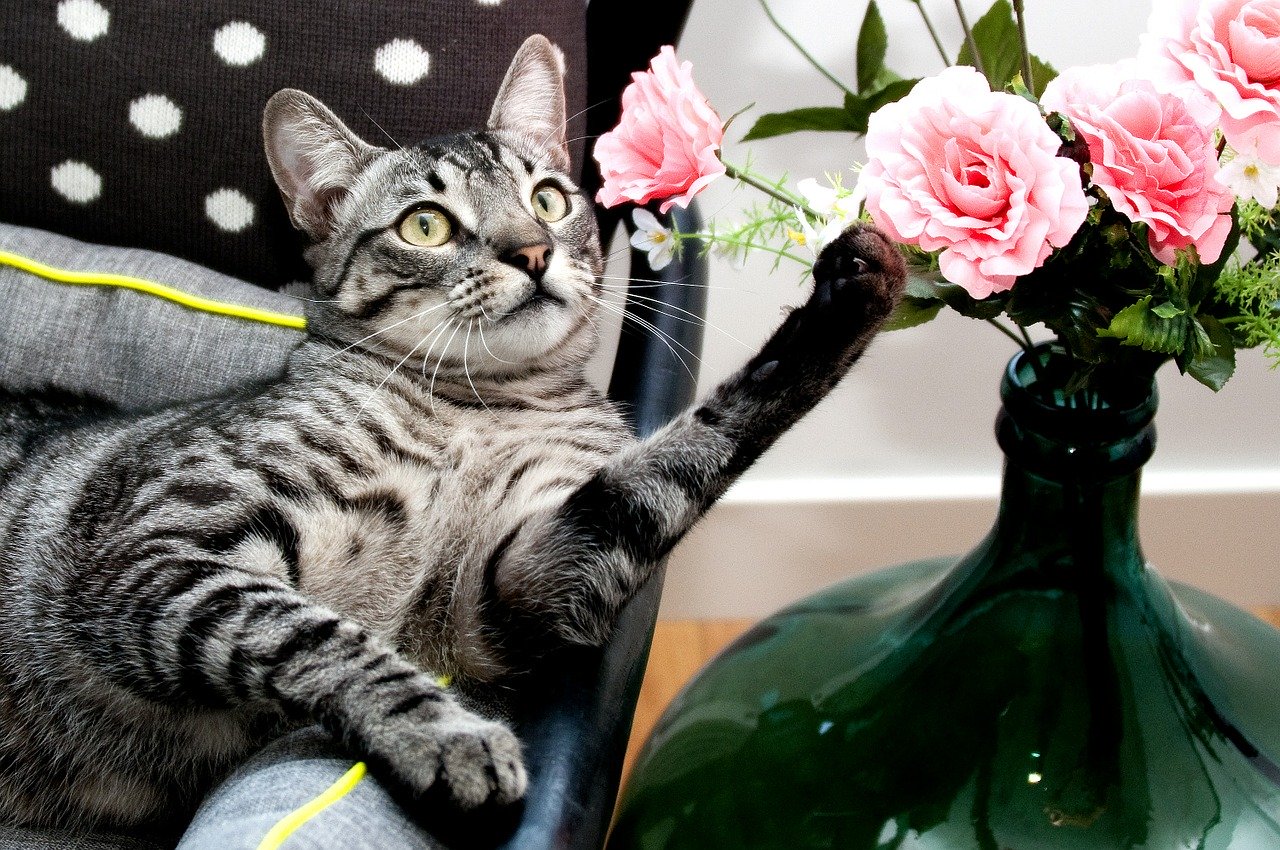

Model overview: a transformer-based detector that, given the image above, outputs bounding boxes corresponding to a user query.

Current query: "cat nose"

[502,242,552,280]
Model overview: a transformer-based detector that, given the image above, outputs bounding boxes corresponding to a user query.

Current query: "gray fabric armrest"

[0,223,304,410]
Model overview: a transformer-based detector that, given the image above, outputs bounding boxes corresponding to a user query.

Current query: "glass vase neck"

[980,345,1159,578]
[997,344,1158,484]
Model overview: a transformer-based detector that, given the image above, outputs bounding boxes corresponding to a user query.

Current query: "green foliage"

[741,0,918,142]
[742,106,863,141]
[1187,316,1238,391]
[1214,252,1280,368]
[856,0,887,94]
[956,0,1058,97]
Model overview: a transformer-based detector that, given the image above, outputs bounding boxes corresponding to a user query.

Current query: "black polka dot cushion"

[0,0,587,289]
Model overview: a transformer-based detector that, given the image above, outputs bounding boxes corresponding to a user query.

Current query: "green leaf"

[856,0,888,93]
[1186,315,1237,391]
[868,65,905,92]
[957,0,1021,90]
[1151,301,1184,320]
[864,78,919,111]
[1098,296,1190,354]
[884,295,944,331]
[1027,55,1058,98]
[741,107,862,141]
[953,1,1059,96]
[907,277,1007,320]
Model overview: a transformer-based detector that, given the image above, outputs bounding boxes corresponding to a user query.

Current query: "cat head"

[263,35,602,378]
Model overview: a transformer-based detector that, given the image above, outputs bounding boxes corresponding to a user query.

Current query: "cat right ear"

[263,89,377,241]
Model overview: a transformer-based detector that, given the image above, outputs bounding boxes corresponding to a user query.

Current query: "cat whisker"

[428,321,465,416]
[532,97,610,156]
[462,321,490,412]
[356,324,437,420]
[361,108,404,150]
[320,302,452,362]
[598,281,756,297]
[604,291,754,353]
[282,294,344,305]
[476,319,518,364]
[596,269,696,286]
[416,318,460,416]
[586,293,701,384]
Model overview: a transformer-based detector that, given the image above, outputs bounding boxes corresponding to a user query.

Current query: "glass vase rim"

[1001,343,1158,445]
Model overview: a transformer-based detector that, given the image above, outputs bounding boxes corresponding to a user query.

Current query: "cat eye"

[398,207,453,248]
[531,184,569,222]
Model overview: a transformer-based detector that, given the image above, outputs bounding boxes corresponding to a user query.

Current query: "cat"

[0,35,905,832]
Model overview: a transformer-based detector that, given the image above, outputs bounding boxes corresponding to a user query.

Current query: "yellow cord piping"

[254,761,368,850]
[0,248,307,331]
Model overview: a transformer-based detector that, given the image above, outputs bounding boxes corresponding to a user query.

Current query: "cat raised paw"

[809,222,907,334]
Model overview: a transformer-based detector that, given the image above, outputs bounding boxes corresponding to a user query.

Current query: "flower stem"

[677,231,811,267]
[758,0,857,98]
[953,0,986,78]
[908,0,952,67]
[987,319,1049,383]
[1012,0,1034,92]
[723,162,822,221]
[987,318,1027,349]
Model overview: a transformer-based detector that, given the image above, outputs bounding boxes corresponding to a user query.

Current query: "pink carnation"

[594,46,726,213]
[1141,0,1280,164]
[1042,64,1233,265]
[856,66,1088,299]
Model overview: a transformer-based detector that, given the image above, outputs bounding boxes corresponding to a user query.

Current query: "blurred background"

[604,0,1280,619]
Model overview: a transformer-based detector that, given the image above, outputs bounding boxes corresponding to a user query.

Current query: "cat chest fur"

[239,393,633,681]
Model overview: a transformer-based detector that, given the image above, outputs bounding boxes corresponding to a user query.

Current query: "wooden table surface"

[623,608,1280,781]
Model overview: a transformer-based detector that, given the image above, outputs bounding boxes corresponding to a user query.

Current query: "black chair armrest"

[496,203,708,849]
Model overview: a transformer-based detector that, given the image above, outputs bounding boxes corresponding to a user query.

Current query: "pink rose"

[594,46,726,213]
[1042,64,1233,265]
[1141,0,1280,163]
[856,66,1088,299]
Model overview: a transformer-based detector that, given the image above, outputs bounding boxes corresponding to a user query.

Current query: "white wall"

[646,0,1280,618]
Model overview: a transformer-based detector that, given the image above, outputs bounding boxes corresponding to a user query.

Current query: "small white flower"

[630,207,676,270]
[796,176,860,220]
[790,206,845,257]
[1217,143,1280,209]
[792,175,860,256]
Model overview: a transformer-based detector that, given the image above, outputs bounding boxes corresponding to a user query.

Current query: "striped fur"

[0,36,906,831]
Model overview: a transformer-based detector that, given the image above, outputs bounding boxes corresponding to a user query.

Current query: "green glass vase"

[611,346,1280,849]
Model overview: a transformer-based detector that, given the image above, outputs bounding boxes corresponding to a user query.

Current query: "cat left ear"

[263,89,378,241]
[488,35,569,172]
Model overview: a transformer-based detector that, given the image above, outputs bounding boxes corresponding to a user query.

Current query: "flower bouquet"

[603,2,1280,847]
[595,0,1280,398]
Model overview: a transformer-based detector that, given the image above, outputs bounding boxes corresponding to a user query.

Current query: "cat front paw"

[369,702,527,808]
[808,222,907,329]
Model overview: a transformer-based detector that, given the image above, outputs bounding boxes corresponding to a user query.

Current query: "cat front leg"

[490,223,907,648]
[75,561,526,809]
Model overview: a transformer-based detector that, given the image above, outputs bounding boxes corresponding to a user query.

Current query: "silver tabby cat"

[0,36,905,830]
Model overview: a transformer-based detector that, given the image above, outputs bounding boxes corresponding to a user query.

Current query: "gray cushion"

[0,222,304,410]
[177,729,440,850]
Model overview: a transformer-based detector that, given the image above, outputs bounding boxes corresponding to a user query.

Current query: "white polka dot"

[50,160,102,204]
[0,66,27,111]
[213,21,266,66]
[57,0,109,42]
[374,39,431,86]
[128,94,182,139]
[205,188,255,232]
[476,0,504,5]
